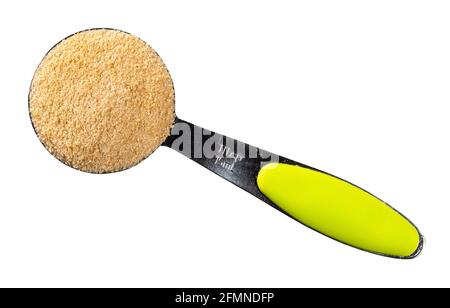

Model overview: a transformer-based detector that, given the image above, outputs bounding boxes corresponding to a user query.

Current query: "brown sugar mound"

[29,29,175,173]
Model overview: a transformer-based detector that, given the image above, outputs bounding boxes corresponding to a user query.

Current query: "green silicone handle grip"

[257,163,422,258]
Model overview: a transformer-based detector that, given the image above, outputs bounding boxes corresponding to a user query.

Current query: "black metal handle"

[163,117,285,205]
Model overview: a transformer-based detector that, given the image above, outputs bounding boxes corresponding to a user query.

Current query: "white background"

[0,0,448,288]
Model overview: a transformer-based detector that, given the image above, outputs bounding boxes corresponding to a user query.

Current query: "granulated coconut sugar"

[29,29,175,173]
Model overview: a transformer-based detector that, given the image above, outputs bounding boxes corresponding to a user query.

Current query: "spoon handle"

[163,117,423,258]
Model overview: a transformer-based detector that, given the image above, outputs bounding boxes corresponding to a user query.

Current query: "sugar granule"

[29,29,175,173]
